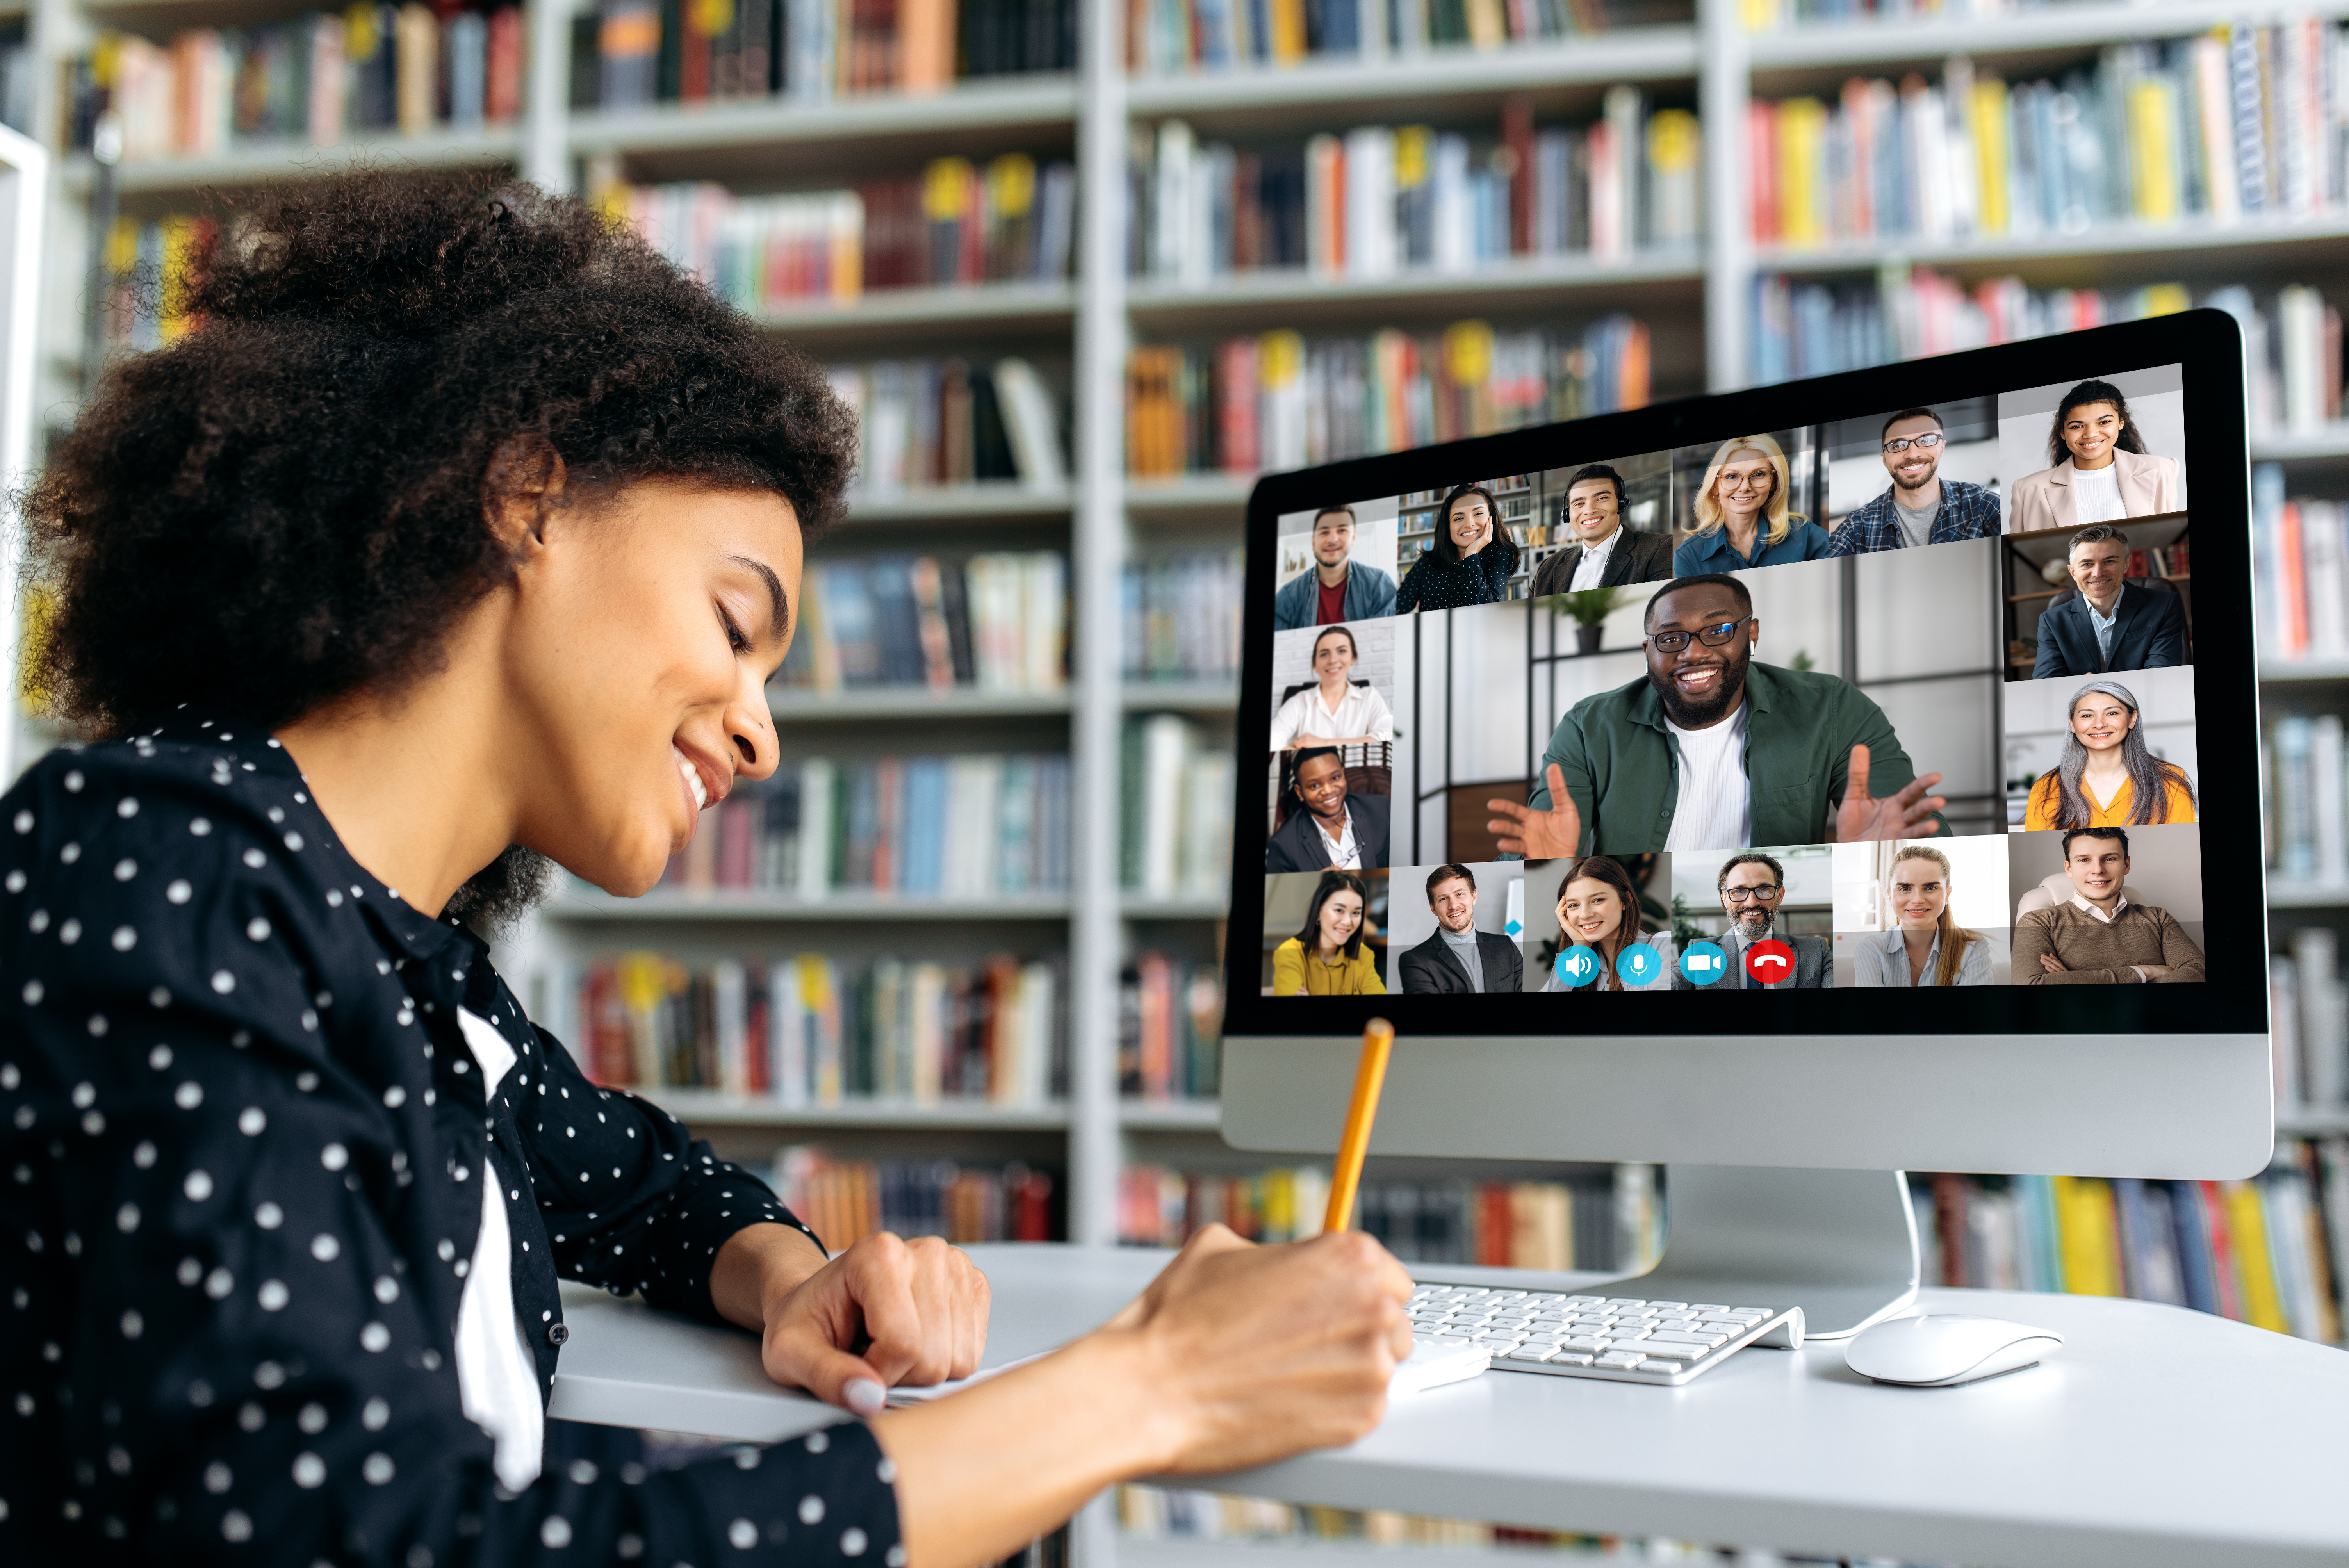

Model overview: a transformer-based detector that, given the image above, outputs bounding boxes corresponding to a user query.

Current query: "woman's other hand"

[715,1224,991,1414]
[1110,1224,1415,1473]
[766,1233,991,1412]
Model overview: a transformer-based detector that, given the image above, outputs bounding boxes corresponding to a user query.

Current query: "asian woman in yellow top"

[1271,870,1388,994]
[2023,679,2198,830]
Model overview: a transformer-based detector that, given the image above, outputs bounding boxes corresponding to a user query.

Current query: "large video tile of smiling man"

[1488,574,1953,858]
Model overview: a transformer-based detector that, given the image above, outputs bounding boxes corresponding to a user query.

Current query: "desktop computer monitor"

[1217,311,2269,1334]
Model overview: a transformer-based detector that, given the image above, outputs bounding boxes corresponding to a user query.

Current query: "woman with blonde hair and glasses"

[2022,679,2197,830]
[1853,845,1993,987]
[1672,433,1833,575]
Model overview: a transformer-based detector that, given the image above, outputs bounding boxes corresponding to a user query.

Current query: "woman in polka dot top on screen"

[0,174,1412,1568]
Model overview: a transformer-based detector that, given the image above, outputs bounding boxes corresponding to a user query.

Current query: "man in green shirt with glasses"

[1488,574,1950,857]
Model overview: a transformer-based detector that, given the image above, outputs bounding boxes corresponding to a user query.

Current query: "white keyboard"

[1408,1284,1805,1387]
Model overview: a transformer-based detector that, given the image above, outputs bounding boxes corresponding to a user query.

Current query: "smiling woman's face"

[1447,495,1493,552]
[1313,633,1356,679]
[1558,877,1624,947]
[2071,693,2135,753]
[1713,451,1774,522]
[1319,890,1365,949]
[1889,858,1948,930]
[506,479,802,896]
[2062,401,2124,467]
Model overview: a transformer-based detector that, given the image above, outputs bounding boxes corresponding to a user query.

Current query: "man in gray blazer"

[1528,464,1676,599]
[1701,851,1832,989]
[1397,864,1526,993]
[1273,504,1399,631]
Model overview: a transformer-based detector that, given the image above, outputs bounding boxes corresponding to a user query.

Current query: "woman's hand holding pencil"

[1087,1019,1415,1470]
[1099,1222,1415,1473]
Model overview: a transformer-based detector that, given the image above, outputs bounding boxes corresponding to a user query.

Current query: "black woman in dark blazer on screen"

[1265,747,1392,872]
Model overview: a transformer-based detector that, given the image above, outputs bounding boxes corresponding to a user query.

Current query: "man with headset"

[1527,463,1675,598]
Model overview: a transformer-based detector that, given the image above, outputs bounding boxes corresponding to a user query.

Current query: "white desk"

[549,1245,2349,1568]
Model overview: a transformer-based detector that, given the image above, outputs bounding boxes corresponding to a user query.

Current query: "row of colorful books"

[1121,715,1237,902]
[71,8,524,163]
[1119,1485,1857,1556]
[1751,24,2349,248]
[1126,315,1651,477]
[1912,1143,2347,1345]
[1749,271,2318,389]
[1118,954,1227,1101]
[774,550,1068,693]
[654,752,1073,898]
[604,164,1076,311]
[1739,0,2039,29]
[1125,0,1608,78]
[586,0,1076,109]
[772,1148,1062,1250]
[1121,551,1245,683]
[827,359,1068,497]
[2271,928,2349,1111]
[1128,94,1697,283]
[2253,467,2349,666]
[2266,713,2349,893]
[1115,1162,1663,1273]
[581,951,1067,1105]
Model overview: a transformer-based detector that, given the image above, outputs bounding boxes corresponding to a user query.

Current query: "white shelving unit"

[18,0,2349,1263]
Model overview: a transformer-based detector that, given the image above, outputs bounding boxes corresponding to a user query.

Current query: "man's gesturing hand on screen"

[1834,743,1946,843]
[1488,763,1581,859]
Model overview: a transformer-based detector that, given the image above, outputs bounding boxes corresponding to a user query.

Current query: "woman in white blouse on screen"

[1270,624,1395,750]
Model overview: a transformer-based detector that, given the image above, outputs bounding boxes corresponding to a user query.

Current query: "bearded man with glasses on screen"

[1827,407,2004,556]
[1487,575,1952,858]
[1703,852,1832,989]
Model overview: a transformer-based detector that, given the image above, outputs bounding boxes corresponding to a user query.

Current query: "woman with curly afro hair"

[0,173,1409,1568]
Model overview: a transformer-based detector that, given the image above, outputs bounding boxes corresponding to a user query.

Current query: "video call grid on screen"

[1225,313,2263,1042]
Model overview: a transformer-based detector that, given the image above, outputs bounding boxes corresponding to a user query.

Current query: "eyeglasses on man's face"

[1647,615,1751,654]
[1722,885,1782,903]
[1881,432,1945,454]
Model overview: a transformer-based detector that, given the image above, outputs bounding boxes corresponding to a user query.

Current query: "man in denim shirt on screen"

[1827,407,2003,556]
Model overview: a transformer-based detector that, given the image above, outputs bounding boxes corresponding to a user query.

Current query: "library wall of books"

[16,0,2349,1554]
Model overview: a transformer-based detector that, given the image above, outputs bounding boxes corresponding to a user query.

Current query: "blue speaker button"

[1554,946,1600,987]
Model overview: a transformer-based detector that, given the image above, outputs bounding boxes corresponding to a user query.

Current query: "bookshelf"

[16,0,2349,1433]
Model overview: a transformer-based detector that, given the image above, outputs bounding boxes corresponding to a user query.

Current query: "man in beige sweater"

[2014,827,2205,984]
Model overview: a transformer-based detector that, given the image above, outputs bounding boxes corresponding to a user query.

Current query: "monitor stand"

[1592,1165,1920,1341]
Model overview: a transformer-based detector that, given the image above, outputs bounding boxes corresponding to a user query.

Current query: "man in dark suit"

[1528,464,1676,599]
[1397,863,1526,993]
[1265,747,1391,873]
[2033,523,2188,679]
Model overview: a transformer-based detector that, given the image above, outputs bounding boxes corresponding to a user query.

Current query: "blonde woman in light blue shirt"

[1854,845,1992,987]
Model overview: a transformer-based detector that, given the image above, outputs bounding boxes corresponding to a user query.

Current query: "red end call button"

[1743,939,1795,984]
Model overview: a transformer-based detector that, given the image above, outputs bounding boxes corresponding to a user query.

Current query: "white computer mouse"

[1843,1313,2065,1387]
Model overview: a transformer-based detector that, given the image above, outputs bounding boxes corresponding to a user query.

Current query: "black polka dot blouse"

[1393,533,1520,613]
[0,714,902,1565]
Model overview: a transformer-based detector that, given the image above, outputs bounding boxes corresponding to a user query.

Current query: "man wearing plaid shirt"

[1827,407,2003,556]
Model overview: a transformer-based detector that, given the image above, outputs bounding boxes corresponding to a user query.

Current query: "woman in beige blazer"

[2008,378,2181,532]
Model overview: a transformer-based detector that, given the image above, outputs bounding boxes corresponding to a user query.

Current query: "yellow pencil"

[1322,1018,1396,1234]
